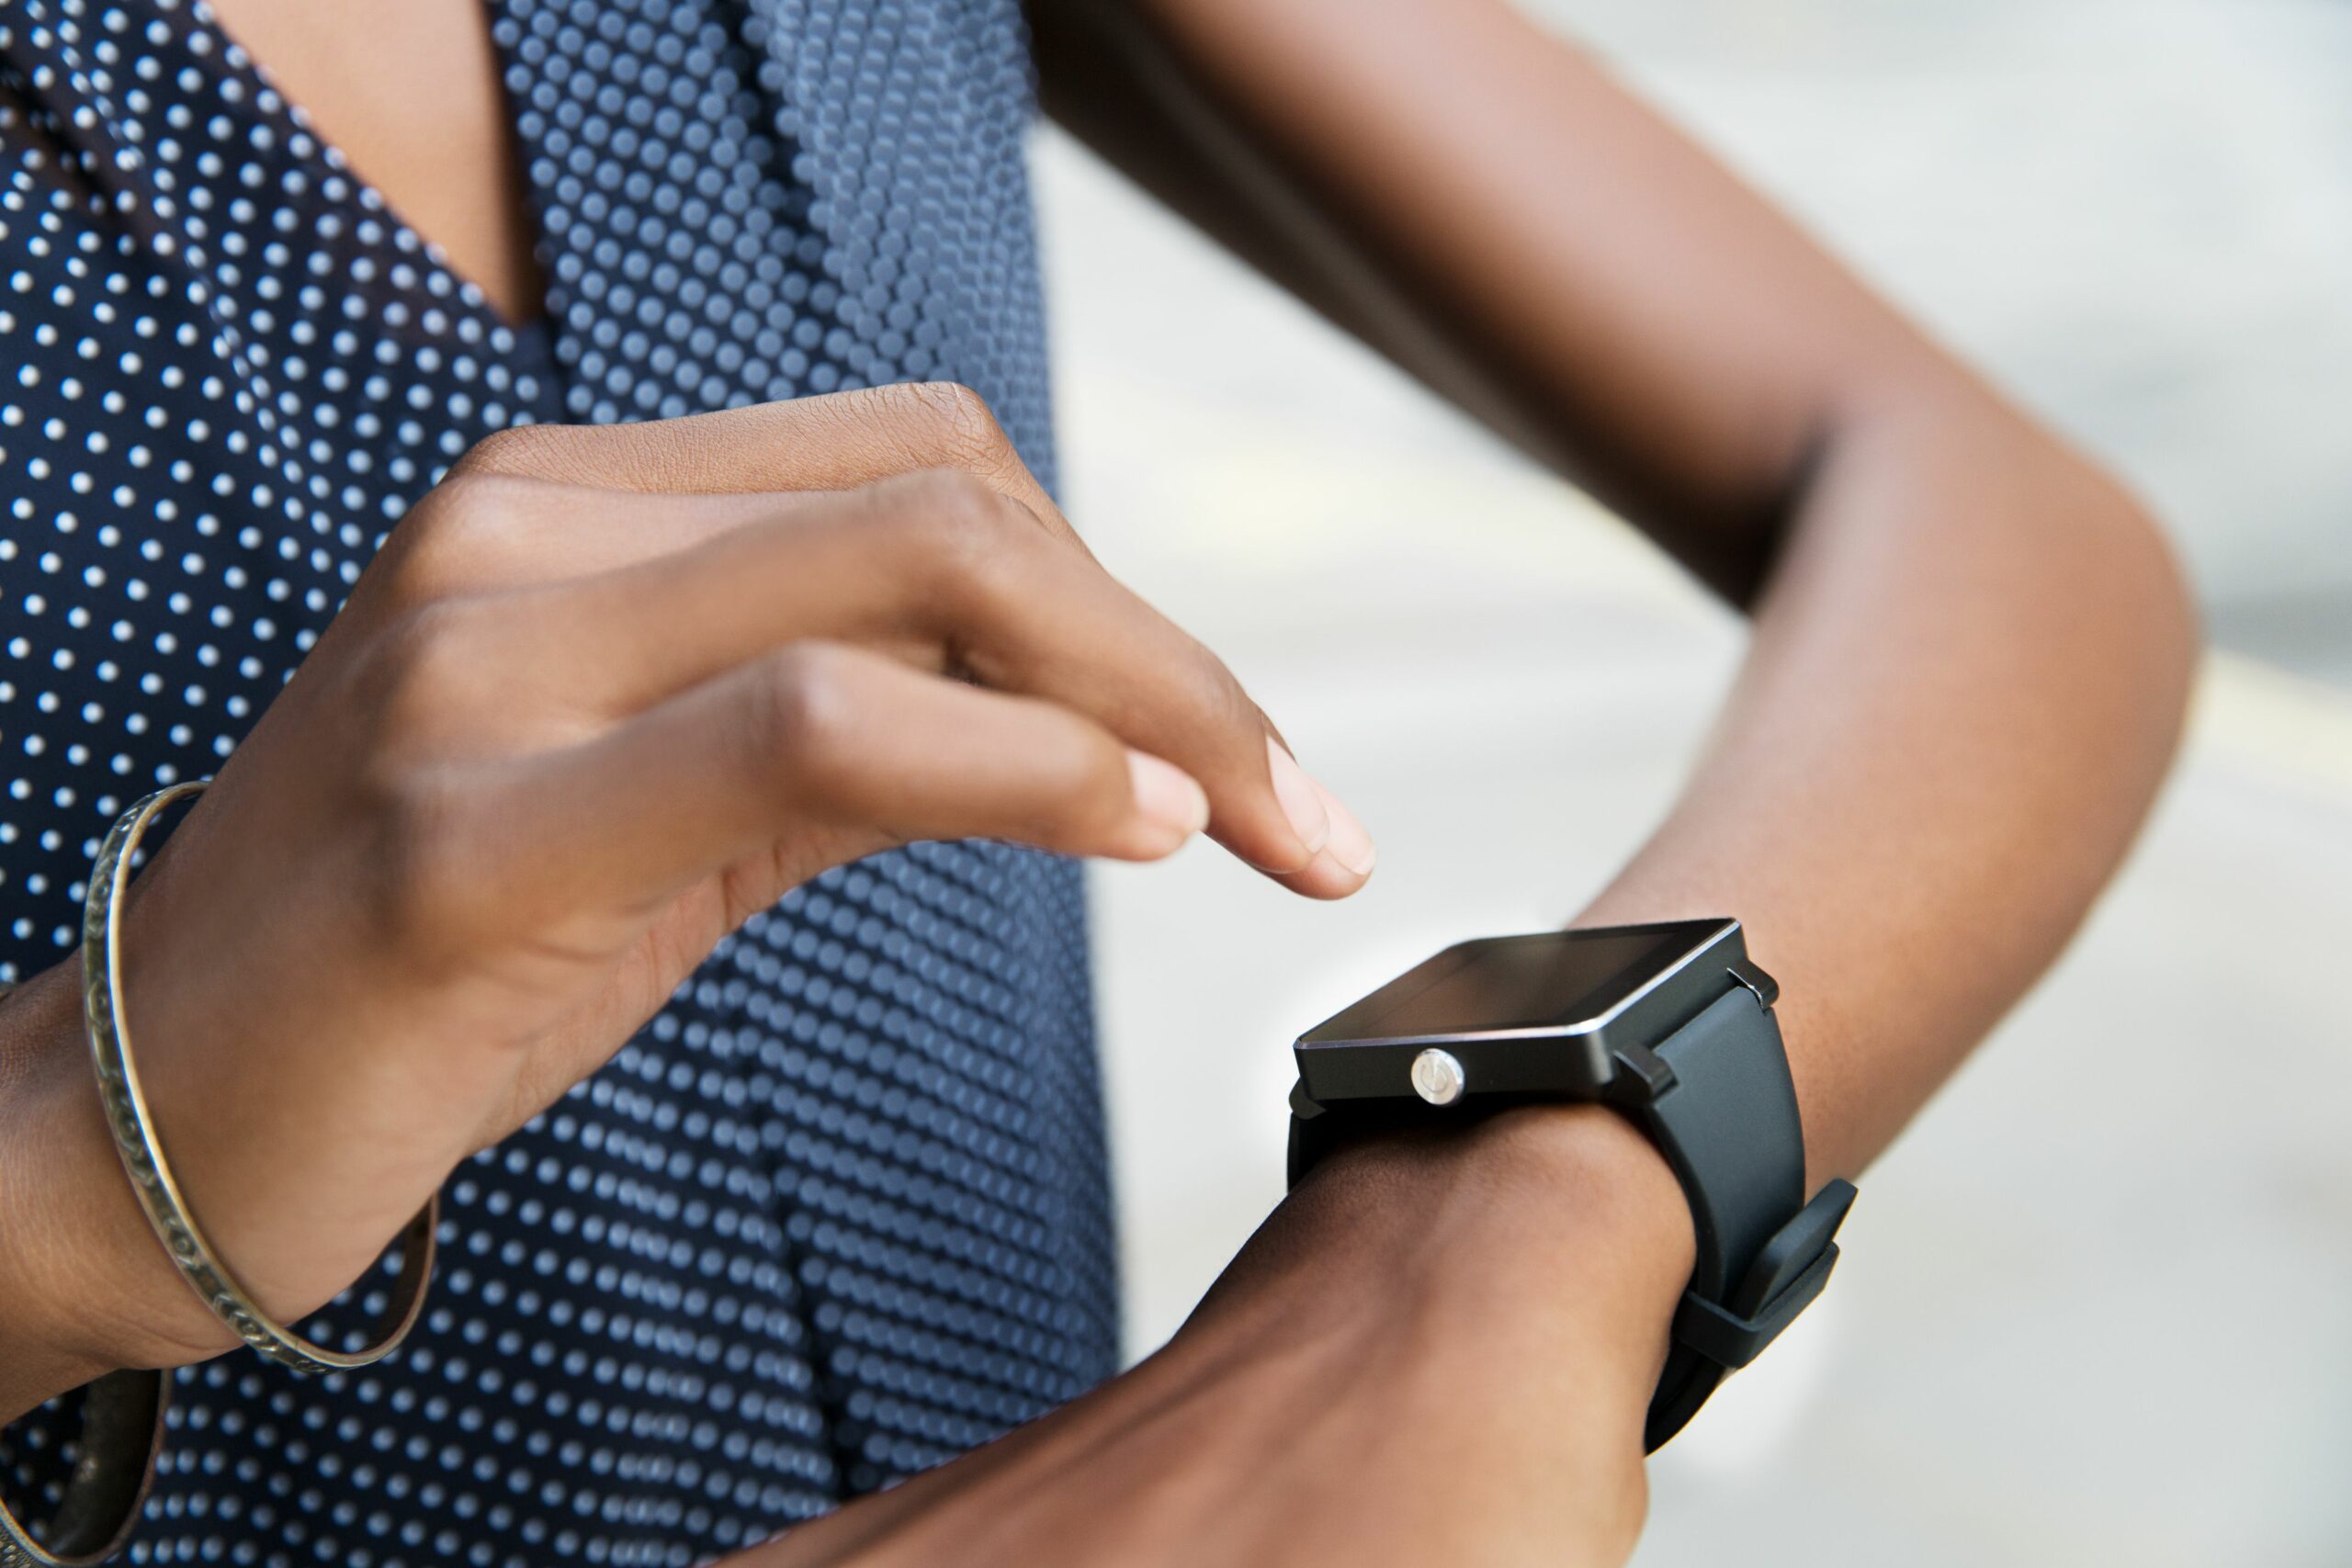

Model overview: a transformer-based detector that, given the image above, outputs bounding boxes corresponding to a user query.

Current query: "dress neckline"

[178,0,542,340]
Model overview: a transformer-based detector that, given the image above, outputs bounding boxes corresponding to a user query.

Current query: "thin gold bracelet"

[0,977,166,1568]
[81,781,440,1375]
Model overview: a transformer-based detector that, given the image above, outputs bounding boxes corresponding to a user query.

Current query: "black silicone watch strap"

[1623,986,1808,1448]
[1286,976,1856,1452]
[1631,987,1803,1301]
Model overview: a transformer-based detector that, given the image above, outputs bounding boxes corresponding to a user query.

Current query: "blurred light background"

[1038,1,2352,1563]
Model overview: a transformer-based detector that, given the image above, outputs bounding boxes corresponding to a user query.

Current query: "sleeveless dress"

[0,2,1120,1562]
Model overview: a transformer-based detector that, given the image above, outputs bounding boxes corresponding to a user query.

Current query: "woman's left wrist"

[1282,1103,1695,1402]
[1176,1100,1695,1556]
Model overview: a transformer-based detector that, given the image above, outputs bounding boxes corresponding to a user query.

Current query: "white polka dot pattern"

[0,1,1116,1562]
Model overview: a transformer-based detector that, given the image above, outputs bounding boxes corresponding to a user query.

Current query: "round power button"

[1410,1047,1466,1107]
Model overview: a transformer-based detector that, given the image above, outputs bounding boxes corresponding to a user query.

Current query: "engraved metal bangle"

[80,781,440,1375]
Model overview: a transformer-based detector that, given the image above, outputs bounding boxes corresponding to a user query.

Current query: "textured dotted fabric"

[0,2,1118,1562]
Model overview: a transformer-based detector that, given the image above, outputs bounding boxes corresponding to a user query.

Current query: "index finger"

[456,382,1090,553]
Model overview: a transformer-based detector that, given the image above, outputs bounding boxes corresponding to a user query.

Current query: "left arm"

[741,0,2198,1561]
[1028,0,2196,1185]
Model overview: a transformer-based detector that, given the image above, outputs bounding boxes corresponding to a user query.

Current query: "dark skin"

[0,1,2198,1562]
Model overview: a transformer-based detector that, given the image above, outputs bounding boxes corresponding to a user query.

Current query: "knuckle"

[904,380,1011,463]
[368,484,469,608]
[1144,620,1254,749]
[373,470,540,605]
[859,379,1057,534]
[888,465,1004,536]
[1183,640,1257,742]
[742,643,858,800]
[433,468,556,523]
[1055,727,1132,811]
[1033,726,1133,847]
[451,423,560,481]
[885,468,1029,605]
[356,772,498,966]
[357,599,498,743]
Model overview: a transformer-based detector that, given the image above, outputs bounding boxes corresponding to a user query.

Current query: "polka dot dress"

[0,2,1118,1562]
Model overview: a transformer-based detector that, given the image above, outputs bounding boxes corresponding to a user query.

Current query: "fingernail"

[1266,738,1330,858]
[1127,750,1210,840]
[1315,780,1377,878]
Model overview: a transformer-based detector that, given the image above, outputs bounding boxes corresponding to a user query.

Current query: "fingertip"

[1270,842,1378,901]
[1125,749,1210,848]
[1271,777,1375,897]
[1314,779,1375,878]
[1264,737,1331,858]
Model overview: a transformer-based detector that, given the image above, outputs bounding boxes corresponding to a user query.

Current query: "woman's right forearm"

[0,962,219,1422]
[2,385,1377,1431]
[1,964,114,1420]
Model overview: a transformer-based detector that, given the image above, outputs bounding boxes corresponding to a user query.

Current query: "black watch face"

[1300,919,1736,1048]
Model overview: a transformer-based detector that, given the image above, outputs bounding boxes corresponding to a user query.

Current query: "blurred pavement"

[1028,6,2352,1554]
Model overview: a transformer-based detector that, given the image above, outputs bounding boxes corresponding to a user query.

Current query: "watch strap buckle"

[1670,1178,1858,1371]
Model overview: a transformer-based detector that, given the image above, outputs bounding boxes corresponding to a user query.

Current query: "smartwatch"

[1284,919,1858,1450]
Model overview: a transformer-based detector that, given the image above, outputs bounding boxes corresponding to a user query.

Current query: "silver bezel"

[1334,919,1741,1049]
[1292,919,1747,1102]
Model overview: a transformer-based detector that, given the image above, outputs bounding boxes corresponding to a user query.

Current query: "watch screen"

[1301,920,1729,1043]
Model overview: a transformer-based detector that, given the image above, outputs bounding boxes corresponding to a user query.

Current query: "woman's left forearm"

[1252,391,2199,1508]
[1044,0,2199,1182]
[1574,382,2196,1184]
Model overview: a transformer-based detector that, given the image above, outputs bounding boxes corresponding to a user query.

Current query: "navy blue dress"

[0,2,1119,1562]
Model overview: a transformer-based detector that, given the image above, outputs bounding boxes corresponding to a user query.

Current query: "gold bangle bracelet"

[0,1367,167,1568]
[81,781,439,1375]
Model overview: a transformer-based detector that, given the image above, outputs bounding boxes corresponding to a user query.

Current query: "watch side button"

[1409,1047,1466,1106]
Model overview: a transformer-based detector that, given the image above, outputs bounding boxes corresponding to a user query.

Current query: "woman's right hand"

[0,384,1374,1405]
